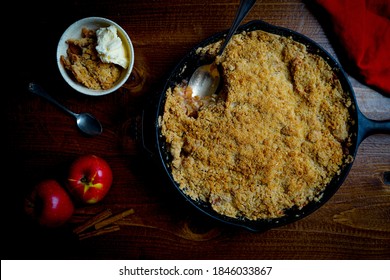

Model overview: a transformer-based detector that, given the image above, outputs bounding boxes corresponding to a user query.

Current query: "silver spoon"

[188,0,257,98]
[28,82,103,136]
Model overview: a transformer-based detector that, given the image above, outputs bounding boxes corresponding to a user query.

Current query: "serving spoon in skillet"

[188,0,257,98]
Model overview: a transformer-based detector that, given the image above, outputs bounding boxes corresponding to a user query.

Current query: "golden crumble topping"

[160,30,352,220]
[60,27,122,90]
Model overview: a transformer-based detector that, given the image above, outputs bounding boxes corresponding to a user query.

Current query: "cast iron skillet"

[147,20,390,232]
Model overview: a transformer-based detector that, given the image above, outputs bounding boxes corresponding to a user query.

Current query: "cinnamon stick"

[78,225,120,240]
[73,208,113,234]
[94,208,134,230]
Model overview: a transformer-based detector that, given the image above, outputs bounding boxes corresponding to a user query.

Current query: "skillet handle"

[357,109,390,145]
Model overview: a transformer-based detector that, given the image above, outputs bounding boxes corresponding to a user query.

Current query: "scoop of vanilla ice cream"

[96,25,129,69]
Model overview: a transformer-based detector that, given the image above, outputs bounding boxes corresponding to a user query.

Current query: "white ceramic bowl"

[57,17,134,96]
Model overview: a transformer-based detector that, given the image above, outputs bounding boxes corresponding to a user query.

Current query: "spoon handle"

[218,0,257,56]
[28,82,77,118]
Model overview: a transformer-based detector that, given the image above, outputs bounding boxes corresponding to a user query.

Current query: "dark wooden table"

[5,0,390,260]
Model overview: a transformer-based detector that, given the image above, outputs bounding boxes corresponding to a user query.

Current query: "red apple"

[25,179,74,228]
[67,154,113,204]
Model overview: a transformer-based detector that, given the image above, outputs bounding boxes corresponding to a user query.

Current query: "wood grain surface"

[4,0,389,260]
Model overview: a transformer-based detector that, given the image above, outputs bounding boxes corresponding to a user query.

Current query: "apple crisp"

[160,30,352,220]
[60,27,122,90]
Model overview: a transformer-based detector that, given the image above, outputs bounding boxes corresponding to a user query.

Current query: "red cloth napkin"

[314,0,390,95]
